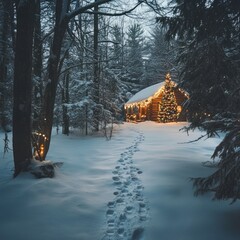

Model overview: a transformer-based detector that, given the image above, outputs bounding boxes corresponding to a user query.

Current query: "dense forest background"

[0,0,240,202]
[0,0,176,138]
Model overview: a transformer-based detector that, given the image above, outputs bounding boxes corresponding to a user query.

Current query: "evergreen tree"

[158,0,240,201]
[110,24,124,71]
[145,25,178,86]
[158,73,178,122]
[126,23,144,93]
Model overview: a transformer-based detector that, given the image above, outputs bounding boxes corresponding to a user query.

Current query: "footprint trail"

[101,131,149,240]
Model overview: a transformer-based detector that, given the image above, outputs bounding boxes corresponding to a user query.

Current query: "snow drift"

[0,122,240,240]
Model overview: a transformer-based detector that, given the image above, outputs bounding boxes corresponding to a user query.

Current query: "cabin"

[124,74,189,123]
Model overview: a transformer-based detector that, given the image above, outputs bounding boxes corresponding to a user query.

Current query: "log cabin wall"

[150,93,163,121]
[174,88,187,105]
[124,81,189,123]
[147,89,187,122]
[174,88,188,121]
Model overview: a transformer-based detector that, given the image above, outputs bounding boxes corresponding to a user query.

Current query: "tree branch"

[84,2,142,16]
[178,133,209,144]
[66,0,113,20]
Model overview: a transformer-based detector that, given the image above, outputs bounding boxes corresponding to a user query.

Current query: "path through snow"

[102,130,149,240]
[1,122,240,240]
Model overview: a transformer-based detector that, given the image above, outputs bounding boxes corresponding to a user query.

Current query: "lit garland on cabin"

[124,73,189,122]
[158,73,179,123]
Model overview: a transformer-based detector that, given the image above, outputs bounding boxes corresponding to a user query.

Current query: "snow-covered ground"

[0,122,240,240]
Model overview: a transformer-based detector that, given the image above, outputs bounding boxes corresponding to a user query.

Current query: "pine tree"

[125,23,144,93]
[158,73,178,123]
[158,0,240,201]
[110,24,124,71]
[145,26,178,87]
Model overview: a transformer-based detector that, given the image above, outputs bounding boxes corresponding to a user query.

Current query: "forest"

[0,0,240,202]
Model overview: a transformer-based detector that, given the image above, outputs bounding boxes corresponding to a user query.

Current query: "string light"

[32,131,48,160]
[32,131,48,140]
[158,73,179,123]
[40,144,44,158]
[125,73,189,122]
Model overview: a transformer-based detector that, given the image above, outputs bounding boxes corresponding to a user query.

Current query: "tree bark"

[0,0,14,131]
[39,0,70,159]
[32,0,43,130]
[93,1,100,131]
[0,0,9,130]
[62,69,70,135]
[13,0,36,176]
[39,0,113,159]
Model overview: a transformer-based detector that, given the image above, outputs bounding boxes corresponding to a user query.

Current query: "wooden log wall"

[174,88,187,105]
[150,93,163,121]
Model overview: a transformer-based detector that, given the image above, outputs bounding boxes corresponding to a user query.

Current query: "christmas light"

[158,73,179,123]
[32,131,48,160]
[40,144,44,158]
[124,73,189,122]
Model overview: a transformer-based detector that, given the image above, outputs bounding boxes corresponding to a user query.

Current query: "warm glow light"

[158,73,179,123]
[40,144,44,157]
[177,105,182,113]
[124,72,188,122]
[32,131,47,160]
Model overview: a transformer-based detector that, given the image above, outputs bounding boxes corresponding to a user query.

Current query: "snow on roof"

[125,82,165,106]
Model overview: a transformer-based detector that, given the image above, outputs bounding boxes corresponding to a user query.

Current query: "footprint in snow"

[131,227,144,240]
[102,132,149,240]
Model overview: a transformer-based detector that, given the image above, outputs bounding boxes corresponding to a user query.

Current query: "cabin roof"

[125,82,165,106]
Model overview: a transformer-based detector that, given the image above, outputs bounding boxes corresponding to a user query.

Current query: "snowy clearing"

[1,122,240,240]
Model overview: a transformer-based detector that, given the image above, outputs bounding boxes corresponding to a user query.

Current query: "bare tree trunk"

[93,1,100,131]
[39,0,113,159]
[13,0,36,176]
[0,0,8,130]
[32,0,43,130]
[39,0,70,159]
[0,0,14,131]
[62,68,70,135]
